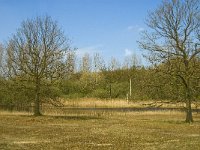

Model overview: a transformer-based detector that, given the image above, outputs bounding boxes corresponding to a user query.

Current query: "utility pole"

[110,83,112,99]
[129,78,132,99]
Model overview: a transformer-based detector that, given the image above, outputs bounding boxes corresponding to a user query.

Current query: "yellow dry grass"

[62,98,197,109]
[63,98,156,108]
[0,110,200,150]
[0,110,31,116]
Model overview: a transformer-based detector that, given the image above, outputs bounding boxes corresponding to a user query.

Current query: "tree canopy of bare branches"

[139,0,200,123]
[6,16,70,116]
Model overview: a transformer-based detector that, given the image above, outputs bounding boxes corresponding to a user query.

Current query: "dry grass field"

[62,98,188,108]
[0,109,200,150]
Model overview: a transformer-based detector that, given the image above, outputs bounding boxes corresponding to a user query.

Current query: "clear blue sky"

[0,0,161,65]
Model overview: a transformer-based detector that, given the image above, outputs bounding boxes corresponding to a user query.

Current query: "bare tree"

[93,53,105,72]
[6,16,69,116]
[139,0,200,122]
[80,53,91,73]
[123,53,141,69]
[92,53,105,86]
[65,48,76,78]
[109,57,121,71]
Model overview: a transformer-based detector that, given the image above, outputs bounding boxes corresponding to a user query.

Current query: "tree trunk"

[109,82,112,99]
[185,87,193,123]
[184,60,193,123]
[34,78,41,116]
[129,78,132,99]
[185,98,193,123]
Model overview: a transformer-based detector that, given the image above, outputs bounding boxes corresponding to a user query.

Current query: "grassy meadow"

[0,105,200,150]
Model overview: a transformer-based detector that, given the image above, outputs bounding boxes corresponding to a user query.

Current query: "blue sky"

[0,0,161,65]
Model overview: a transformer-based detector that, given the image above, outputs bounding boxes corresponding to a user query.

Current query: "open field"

[0,110,200,150]
[62,98,199,109]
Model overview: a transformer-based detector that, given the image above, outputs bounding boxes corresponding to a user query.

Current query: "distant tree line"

[1,40,199,103]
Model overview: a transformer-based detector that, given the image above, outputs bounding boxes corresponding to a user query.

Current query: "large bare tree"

[7,16,69,116]
[139,0,200,122]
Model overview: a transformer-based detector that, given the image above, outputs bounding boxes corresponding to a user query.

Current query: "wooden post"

[129,78,132,99]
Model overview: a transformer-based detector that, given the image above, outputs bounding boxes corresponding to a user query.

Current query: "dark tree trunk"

[184,61,193,123]
[109,82,112,99]
[34,78,42,116]
[185,86,193,123]
[185,98,193,123]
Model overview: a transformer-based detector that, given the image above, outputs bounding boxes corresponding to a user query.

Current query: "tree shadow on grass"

[15,113,102,121]
[48,115,102,120]
[164,120,186,124]
[0,143,9,150]
[162,119,200,124]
